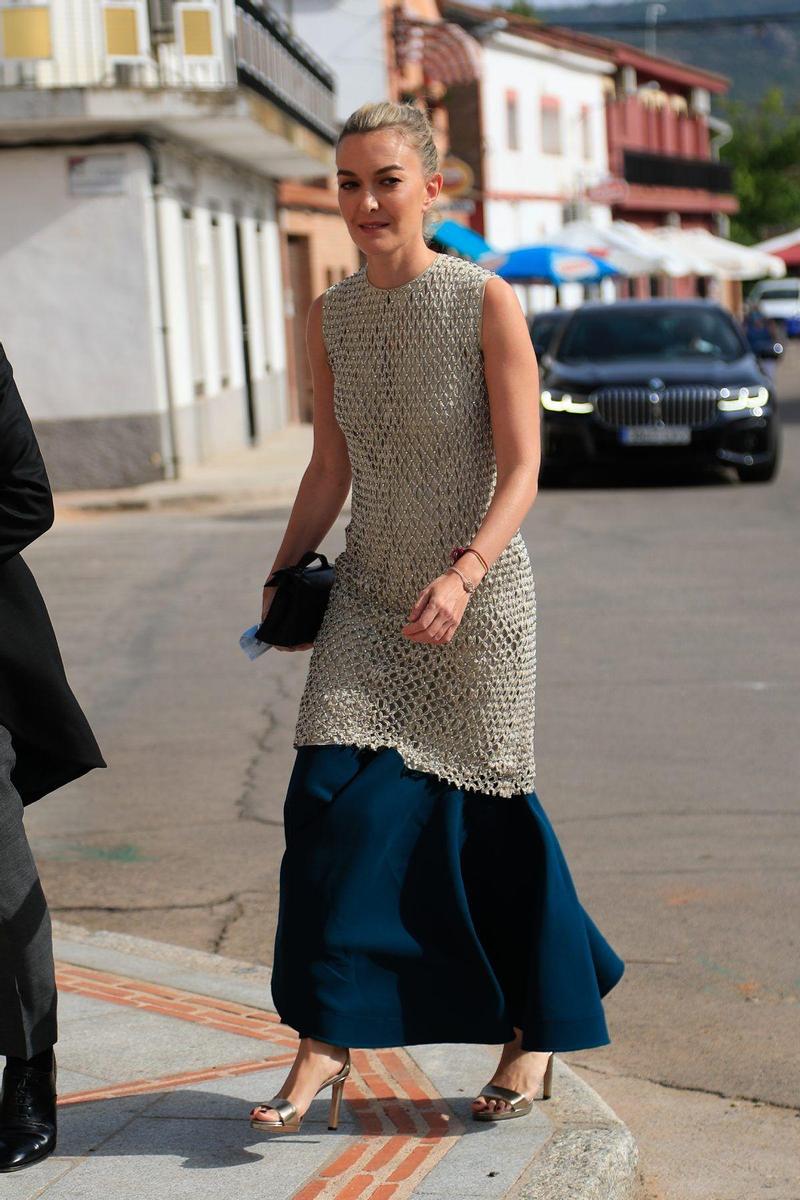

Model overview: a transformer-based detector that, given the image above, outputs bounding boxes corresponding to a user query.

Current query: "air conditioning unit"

[148,0,174,39]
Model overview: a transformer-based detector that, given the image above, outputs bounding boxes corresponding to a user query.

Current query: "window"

[541,96,561,155]
[211,216,230,388]
[1,5,52,59]
[505,89,519,151]
[182,207,205,396]
[579,105,592,160]
[176,2,218,58]
[101,1,147,60]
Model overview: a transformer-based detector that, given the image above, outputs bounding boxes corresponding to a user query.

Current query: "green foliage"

[505,1,539,16]
[721,88,800,243]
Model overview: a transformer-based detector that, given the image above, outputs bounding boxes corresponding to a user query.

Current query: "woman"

[249,101,624,1132]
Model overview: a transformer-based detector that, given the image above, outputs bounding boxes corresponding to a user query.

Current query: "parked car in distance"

[539,300,781,484]
[528,308,571,365]
[748,278,800,329]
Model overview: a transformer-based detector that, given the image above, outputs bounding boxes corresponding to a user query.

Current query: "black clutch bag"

[257,550,334,648]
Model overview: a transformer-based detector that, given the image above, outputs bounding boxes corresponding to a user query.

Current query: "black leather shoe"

[0,1056,57,1172]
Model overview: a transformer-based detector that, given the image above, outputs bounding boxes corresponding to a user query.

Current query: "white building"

[441,1,615,308]
[0,0,337,487]
[478,32,613,248]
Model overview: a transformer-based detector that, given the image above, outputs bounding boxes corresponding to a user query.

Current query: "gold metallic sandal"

[472,1052,554,1122]
[250,1053,351,1133]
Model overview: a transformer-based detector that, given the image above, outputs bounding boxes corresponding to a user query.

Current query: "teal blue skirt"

[271,744,624,1053]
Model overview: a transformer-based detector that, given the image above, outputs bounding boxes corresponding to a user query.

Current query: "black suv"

[538,300,781,484]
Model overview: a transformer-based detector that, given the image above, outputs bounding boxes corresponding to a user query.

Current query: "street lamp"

[645,3,667,56]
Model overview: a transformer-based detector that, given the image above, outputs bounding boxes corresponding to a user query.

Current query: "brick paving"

[54,963,460,1199]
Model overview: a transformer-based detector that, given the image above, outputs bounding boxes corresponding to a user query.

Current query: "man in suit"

[0,342,106,1171]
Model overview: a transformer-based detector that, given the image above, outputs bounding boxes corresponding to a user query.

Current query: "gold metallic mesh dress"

[292,251,537,797]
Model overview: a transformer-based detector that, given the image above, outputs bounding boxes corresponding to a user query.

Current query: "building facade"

[268,0,482,418]
[0,0,337,487]
[441,2,614,249]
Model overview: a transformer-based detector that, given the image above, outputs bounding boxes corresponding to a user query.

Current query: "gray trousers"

[0,724,57,1058]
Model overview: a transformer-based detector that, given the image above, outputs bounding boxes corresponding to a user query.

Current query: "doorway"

[287,234,314,423]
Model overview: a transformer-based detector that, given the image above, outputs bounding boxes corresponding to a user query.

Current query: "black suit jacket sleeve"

[0,343,55,565]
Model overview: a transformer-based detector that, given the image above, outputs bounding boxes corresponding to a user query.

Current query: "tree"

[721,88,800,243]
[505,2,539,16]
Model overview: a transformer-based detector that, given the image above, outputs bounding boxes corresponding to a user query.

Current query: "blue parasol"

[485,244,619,284]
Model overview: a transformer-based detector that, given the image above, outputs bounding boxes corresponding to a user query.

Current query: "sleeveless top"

[292,251,537,797]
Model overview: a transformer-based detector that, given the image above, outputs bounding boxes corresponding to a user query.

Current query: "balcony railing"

[234,0,336,142]
[623,151,733,194]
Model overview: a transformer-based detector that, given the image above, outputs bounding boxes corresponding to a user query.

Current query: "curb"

[508,1066,640,1200]
[53,921,640,1199]
[54,484,309,517]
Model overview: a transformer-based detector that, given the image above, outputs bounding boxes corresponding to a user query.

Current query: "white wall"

[287,0,387,123]
[481,33,612,250]
[0,138,289,483]
[154,148,287,462]
[0,143,161,422]
[0,0,228,88]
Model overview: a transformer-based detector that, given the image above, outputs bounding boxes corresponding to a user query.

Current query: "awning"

[429,219,495,261]
[393,5,482,86]
[557,220,695,277]
[556,221,786,280]
[753,227,800,267]
[650,228,786,280]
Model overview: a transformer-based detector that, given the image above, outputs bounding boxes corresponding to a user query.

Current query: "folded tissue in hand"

[240,624,271,660]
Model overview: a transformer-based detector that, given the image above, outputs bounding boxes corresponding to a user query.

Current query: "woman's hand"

[402,571,472,645]
[260,585,314,653]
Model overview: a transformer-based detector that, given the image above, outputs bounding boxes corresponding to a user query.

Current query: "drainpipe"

[0,131,180,479]
[707,116,734,238]
[707,114,733,161]
[138,137,181,480]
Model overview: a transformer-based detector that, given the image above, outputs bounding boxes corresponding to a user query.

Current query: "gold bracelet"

[446,565,477,594]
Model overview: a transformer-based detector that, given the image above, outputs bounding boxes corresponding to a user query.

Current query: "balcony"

[623,151,733,194]
[0,0,336,177]
[605,94,711,169]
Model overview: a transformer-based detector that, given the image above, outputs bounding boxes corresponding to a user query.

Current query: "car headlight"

[717,385,770,411]
[540,389,594,414]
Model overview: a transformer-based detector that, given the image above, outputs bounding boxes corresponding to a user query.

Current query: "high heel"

[542,1050,554,1100]
[250,1051,351,1134]
[472,1051,554,1122]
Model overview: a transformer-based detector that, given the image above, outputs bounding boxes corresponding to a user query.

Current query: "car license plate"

[619,426,692,446]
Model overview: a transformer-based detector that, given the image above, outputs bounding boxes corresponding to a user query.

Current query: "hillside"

[530,0,800,110]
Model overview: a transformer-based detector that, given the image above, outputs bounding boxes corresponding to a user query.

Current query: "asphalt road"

[23,352,800,1199]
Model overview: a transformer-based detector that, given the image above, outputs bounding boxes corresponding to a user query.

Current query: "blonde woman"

[249,101,624,1132]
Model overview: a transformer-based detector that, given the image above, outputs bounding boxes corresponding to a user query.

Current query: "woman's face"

[335,128,442,257]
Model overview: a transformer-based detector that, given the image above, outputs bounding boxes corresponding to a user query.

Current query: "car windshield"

[556,307,746,363]
[530,314,564,357]
[756,287,800,301]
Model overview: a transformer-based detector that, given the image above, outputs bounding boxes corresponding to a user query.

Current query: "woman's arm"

[402,275,540,645]
[261,293,352,619]
[457,275,541,588]
[0,343,55,565]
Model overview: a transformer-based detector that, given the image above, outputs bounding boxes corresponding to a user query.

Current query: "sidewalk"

[55,425,322,519]
[6,923,639,1200]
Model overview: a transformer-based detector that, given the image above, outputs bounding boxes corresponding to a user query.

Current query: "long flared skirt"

[271,743,625,1053]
